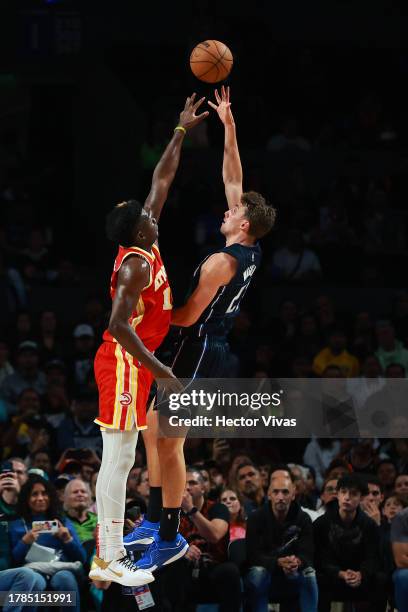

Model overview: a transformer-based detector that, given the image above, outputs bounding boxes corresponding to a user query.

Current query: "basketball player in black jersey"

[125,86,276,578]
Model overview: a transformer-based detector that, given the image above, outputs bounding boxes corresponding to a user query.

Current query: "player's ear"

[240,218,250,232]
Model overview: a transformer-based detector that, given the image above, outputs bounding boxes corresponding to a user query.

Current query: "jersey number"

[163,286,172,310]
[226,283,250,314]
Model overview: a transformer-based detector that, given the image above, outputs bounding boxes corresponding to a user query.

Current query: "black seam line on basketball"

[197,63,220,79]
[216,44,232,74]
[191,45,222,64]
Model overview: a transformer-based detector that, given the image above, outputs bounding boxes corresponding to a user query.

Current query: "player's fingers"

[207,101,218,110]
[193,96,206,111]
[190,92,197,105]
[214,89,221,104]
[195,111,210,122]
[221,85,226,99]
[227,86,230,102]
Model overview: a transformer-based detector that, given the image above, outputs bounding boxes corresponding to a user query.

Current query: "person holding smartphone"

[9,476,86,612]
[0,461,21,519]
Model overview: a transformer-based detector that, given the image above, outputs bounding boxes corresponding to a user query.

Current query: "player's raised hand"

[178,93,209,131]
[208,85,234,126]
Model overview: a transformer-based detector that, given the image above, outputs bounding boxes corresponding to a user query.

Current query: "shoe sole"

[89,570,155,587]
[144,542,189,573]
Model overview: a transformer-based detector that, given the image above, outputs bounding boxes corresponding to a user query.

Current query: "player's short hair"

[241,191,277,239]
[106,200,143,246]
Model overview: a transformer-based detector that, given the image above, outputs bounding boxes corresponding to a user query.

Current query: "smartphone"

[1,461,15,475]
[32,520,59,534]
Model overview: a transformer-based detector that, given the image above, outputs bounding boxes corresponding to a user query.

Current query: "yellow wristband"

[174,125,186,135]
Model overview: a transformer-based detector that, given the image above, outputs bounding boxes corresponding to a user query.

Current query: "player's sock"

[104,517,126,559]
[146,486,162,523]
[96,522,106,559]
[159,507,180,541]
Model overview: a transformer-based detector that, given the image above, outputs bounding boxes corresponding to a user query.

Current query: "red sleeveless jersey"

[102,243,172,352]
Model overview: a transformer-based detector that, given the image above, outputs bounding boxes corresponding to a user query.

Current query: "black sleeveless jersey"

[185,242,262,338]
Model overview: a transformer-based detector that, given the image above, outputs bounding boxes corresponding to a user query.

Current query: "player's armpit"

[171,253,237,327]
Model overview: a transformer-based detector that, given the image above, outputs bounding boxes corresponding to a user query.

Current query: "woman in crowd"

[220,488,247,541]
[9,476,86,612]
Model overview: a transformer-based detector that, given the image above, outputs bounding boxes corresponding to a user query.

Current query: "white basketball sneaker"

[89,552,154,587]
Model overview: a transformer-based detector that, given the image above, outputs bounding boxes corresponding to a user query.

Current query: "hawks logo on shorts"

[94,243,172,431]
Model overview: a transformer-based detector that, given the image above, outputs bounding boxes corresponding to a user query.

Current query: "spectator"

[382,494,404,523]
[325,457,352,481]
[375,320,408,373]
[70,324,95,388]
[29,450,53,477]
[236,461,266,514]
[395,473,408,506]
[394,438,408,473]
[164,466,241,611]
[267,116,311,152]
[313,327,360,377]
[271,229,322,283]
[3,413,51,460]
[136,467,150,507]
[391,506,408,612]
[63,478,97,545]
[288,464,316,510]
[9,476,86,612]
[245,473,318,611]
[126,466,142,501]
[347,354,385,409]
[0,253,27,319]
[315,477,338,517]
[56,389,101,454]
[295,313,323,361]
[376,459,398,497]
[0,340,14,387]
[0,568,45,612]
[360,476,384,526]
[303,438,341,490]
[342,438,380,475]
[37,311,64,363]
[220,488,246,541]
[259,463,271,494]
[0,460,21,519]
[314,474,385,611]
[0,342,46,415]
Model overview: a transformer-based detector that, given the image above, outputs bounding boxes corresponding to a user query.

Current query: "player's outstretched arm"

[108,257,181,391]
[171,253,237,327]
[144,93,209,221]
[208,86,243,209]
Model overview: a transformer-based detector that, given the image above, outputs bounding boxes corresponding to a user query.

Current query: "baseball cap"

[73,324,94,338]
[18,341,39,353]
[27,468,49,481]
[45,358,66,372]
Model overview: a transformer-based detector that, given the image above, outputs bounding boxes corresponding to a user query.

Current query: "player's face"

[137,209,158,245]
[220,202,249,236]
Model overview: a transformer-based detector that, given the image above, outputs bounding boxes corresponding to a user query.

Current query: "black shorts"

[149,334,230,417]
[171,334,230,379]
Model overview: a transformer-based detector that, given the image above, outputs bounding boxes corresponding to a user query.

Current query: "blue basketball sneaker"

[135,533,188,572]
[124,518,159,551]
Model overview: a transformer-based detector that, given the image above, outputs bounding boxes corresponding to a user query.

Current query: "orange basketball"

[190,40,233,84]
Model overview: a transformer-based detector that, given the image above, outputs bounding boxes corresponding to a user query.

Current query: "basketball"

[190,40,233,84]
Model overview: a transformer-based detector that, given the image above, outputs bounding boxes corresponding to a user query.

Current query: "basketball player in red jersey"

[88,93,208,587]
